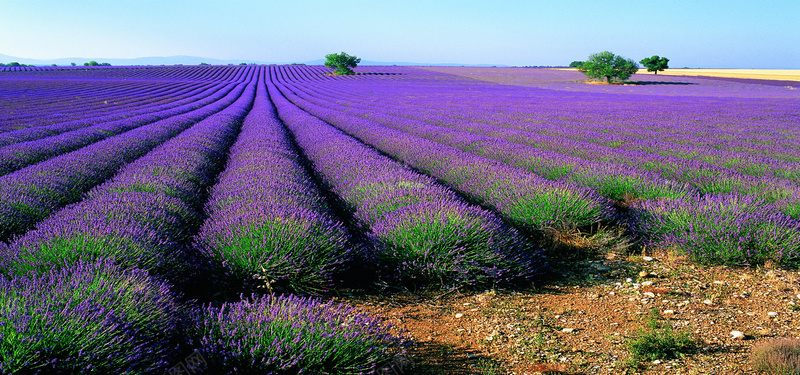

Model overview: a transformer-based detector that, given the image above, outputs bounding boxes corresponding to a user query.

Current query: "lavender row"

[194,73,351,293]
[0,81,204,137]
[0,81,185,131]
[0,83,239,176]
[630,194,800,267]
[0,77,250,242]
[306,74,800,171]
[273,75,613,234]
[0,64,248,83]
[0,79,198,131]
[0,82,211,147]
[191,294,407,374]
[289,77,800,218]
[281,66,800,266]
[268,79,542,288]
[2,69,254,282]
[288,81,693,203]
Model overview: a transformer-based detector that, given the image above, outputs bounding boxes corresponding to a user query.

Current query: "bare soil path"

[338,252,800,374]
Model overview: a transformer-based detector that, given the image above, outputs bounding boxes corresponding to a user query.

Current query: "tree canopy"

[568,61,584,68]
[324,52,360,75]
[640,55,669,74]
[578,51,638,83]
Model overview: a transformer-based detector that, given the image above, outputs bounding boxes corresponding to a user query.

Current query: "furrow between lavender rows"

[268,77,543,288]
[0,73,253,242]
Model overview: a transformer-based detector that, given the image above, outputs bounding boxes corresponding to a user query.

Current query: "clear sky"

[1,0,798,68]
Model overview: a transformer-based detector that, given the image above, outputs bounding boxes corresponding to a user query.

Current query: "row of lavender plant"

[0,82,210,147]
[0,81,204,137]
[303,73,800,172]
[280,66,800,267]
[0,260,186,374]
[272,72,613,236]
[188,71,408,373]
[0,80,170,131]
[0,81,188,131]
[287,72,800,218]
[286,79,693,203]
[0,76,250,242]
[193,74,351,294]
[267,77,542,288]
[0,66,408,374]
[0,82,239,177]
[0,67,256,374]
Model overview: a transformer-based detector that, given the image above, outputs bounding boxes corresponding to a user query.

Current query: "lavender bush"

[631,194,800,266]
[192,294,407,374]
[0,261,184,374]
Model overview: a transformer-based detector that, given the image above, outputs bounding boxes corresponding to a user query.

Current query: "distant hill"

[0,53,508,67]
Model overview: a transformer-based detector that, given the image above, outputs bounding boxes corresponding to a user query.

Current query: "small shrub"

[751,338,800,375]
[627,309,695,362]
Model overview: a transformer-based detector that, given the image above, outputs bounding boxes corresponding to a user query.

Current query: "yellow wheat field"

[634,69,800,81]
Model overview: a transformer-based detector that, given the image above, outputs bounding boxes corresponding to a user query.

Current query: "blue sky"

[1,0,798,68]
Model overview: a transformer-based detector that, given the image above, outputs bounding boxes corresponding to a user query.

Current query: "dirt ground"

[337,251,800,374]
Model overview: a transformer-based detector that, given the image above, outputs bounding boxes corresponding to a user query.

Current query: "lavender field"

[1,64,799,373]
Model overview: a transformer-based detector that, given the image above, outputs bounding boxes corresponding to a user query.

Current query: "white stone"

[703,299,713,305]
[644,292,656,298]
[652,360,662,364]
[455,313,464,318]
[643,256,654,261]
[641,281,654,286]
[562,328,575,333]
[730,331,745,340]
[663,310,675,315]
[768,312,779,317]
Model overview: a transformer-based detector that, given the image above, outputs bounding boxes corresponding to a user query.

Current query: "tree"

[578,51,639,83]
[640,55,669,75]
[84,61,99,66]
[324,52,360,75]
[569,61,584,68]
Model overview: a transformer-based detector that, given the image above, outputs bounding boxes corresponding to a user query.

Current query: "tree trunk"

[606,76,611,83]
[654,70,658,75]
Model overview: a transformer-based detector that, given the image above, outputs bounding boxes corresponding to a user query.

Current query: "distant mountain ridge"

[0,53,507,67]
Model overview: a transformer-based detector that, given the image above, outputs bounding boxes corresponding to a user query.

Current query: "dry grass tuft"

[751,338,800,375]
[541,224,632,261]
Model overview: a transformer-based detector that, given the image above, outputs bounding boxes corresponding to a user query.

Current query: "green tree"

[578,51,639,83]
[84,61,99,66]
[324,52,361,75]
[569,61,584,68]
[640,55,669,74]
